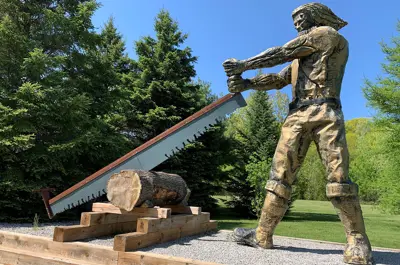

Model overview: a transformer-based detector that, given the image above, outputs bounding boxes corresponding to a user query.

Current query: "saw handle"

[34,188,55,219]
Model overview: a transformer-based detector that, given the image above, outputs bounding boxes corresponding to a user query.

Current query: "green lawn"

[212,197,400,249]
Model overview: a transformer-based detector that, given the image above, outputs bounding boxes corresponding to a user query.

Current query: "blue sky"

[92,0,399,120]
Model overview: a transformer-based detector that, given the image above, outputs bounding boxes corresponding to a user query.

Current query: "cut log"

[107,170,189,211]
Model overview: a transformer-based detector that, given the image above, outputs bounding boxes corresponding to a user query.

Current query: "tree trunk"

[107,170,189,211]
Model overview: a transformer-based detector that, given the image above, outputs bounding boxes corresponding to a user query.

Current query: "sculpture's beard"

[297,26,317,36]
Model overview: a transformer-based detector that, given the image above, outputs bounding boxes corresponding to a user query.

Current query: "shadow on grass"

[213,206,340,223]
[216,221,256,230]
[283,212,340,222]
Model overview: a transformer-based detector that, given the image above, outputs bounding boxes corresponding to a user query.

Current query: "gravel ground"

[1,223,399,265]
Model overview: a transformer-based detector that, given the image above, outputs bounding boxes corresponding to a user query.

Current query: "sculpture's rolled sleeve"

[242,27,340,71]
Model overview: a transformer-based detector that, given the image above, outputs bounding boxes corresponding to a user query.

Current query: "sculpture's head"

[292,3,347,33]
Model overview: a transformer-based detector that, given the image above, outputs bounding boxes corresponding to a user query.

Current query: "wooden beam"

[0,246,99,265]
[114,230,179,252]
[118,251,222,265]
[170,214,192,229]
[53,221,137,242]
[0,231,118,265]
[199,212,210,223]
[92,202,171,218]
[0,231,223,265]
[136,217,172,233]
[114,220,218,252]
[162,205,202,215]
[80,212,138,226]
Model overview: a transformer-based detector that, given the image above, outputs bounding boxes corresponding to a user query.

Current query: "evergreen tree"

[0,1,132,220]
[225,90,280,216]
[126,10,232,210]
[270,90,290,125]
[127,10,208,141]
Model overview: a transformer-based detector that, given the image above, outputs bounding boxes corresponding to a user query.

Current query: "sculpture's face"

[293,11,314,32]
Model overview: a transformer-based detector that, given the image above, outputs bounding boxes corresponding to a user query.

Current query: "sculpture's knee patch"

[326,182,358,199]
[265,180,291,200]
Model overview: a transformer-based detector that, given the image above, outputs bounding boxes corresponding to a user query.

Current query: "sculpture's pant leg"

[327,185,374,265]
[256,111,312,248]
[255,180,291,248]
[312,106,373,265]
[312,105,349,184]
[269,110,312,186]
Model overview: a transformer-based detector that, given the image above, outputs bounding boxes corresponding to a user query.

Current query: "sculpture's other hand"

[223,58,246,76]
[227,75,249,93]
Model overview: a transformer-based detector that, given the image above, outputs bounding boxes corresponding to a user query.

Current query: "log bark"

[106,170,189,211]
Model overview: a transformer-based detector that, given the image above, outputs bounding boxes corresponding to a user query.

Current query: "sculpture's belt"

[288,97,341,111]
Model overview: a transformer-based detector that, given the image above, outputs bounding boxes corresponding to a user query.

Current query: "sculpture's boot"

[327,183,374,265]
[255,191,289,248]
[230,180,290,249]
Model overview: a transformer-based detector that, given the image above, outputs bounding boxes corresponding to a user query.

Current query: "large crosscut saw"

[39,93,246,218]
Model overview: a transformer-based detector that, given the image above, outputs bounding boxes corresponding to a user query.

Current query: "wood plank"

[180,220,218,238]
[54,221,137,242]
[0,230,223,265]
[114,228,185,252]
[0,231,118,265]
[199,212,210,223]
[136,217,172,233]
[135,213,209,234]
[0,246,99,265]
[202,220,218,232]
[118,251,223,265]
[114,232,162,251]
[160,227,181,243]
[92,203,171,218]
[162,205,202,215]
[170,214,192,229]
[180,215,201,237]
[80,212,138,226]
[113,219,218,252]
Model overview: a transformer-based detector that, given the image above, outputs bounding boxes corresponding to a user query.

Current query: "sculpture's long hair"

[292,3,348,31]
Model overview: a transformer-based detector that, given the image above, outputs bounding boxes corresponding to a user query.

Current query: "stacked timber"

[51,169,217,253]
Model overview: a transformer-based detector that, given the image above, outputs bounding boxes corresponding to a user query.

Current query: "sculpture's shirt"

[285,26,349,100]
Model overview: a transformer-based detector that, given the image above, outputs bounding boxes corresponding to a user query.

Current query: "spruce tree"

[126,10,232,210]
[0,1,132,220]
[225,90,280,216]
[127,10,208,141]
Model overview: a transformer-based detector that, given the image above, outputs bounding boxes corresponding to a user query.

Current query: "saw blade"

[47,93,246,217]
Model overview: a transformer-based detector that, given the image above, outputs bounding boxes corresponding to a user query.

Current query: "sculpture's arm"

[227,65,291,93]
[250,64,291,90]
[223,34,316,76]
